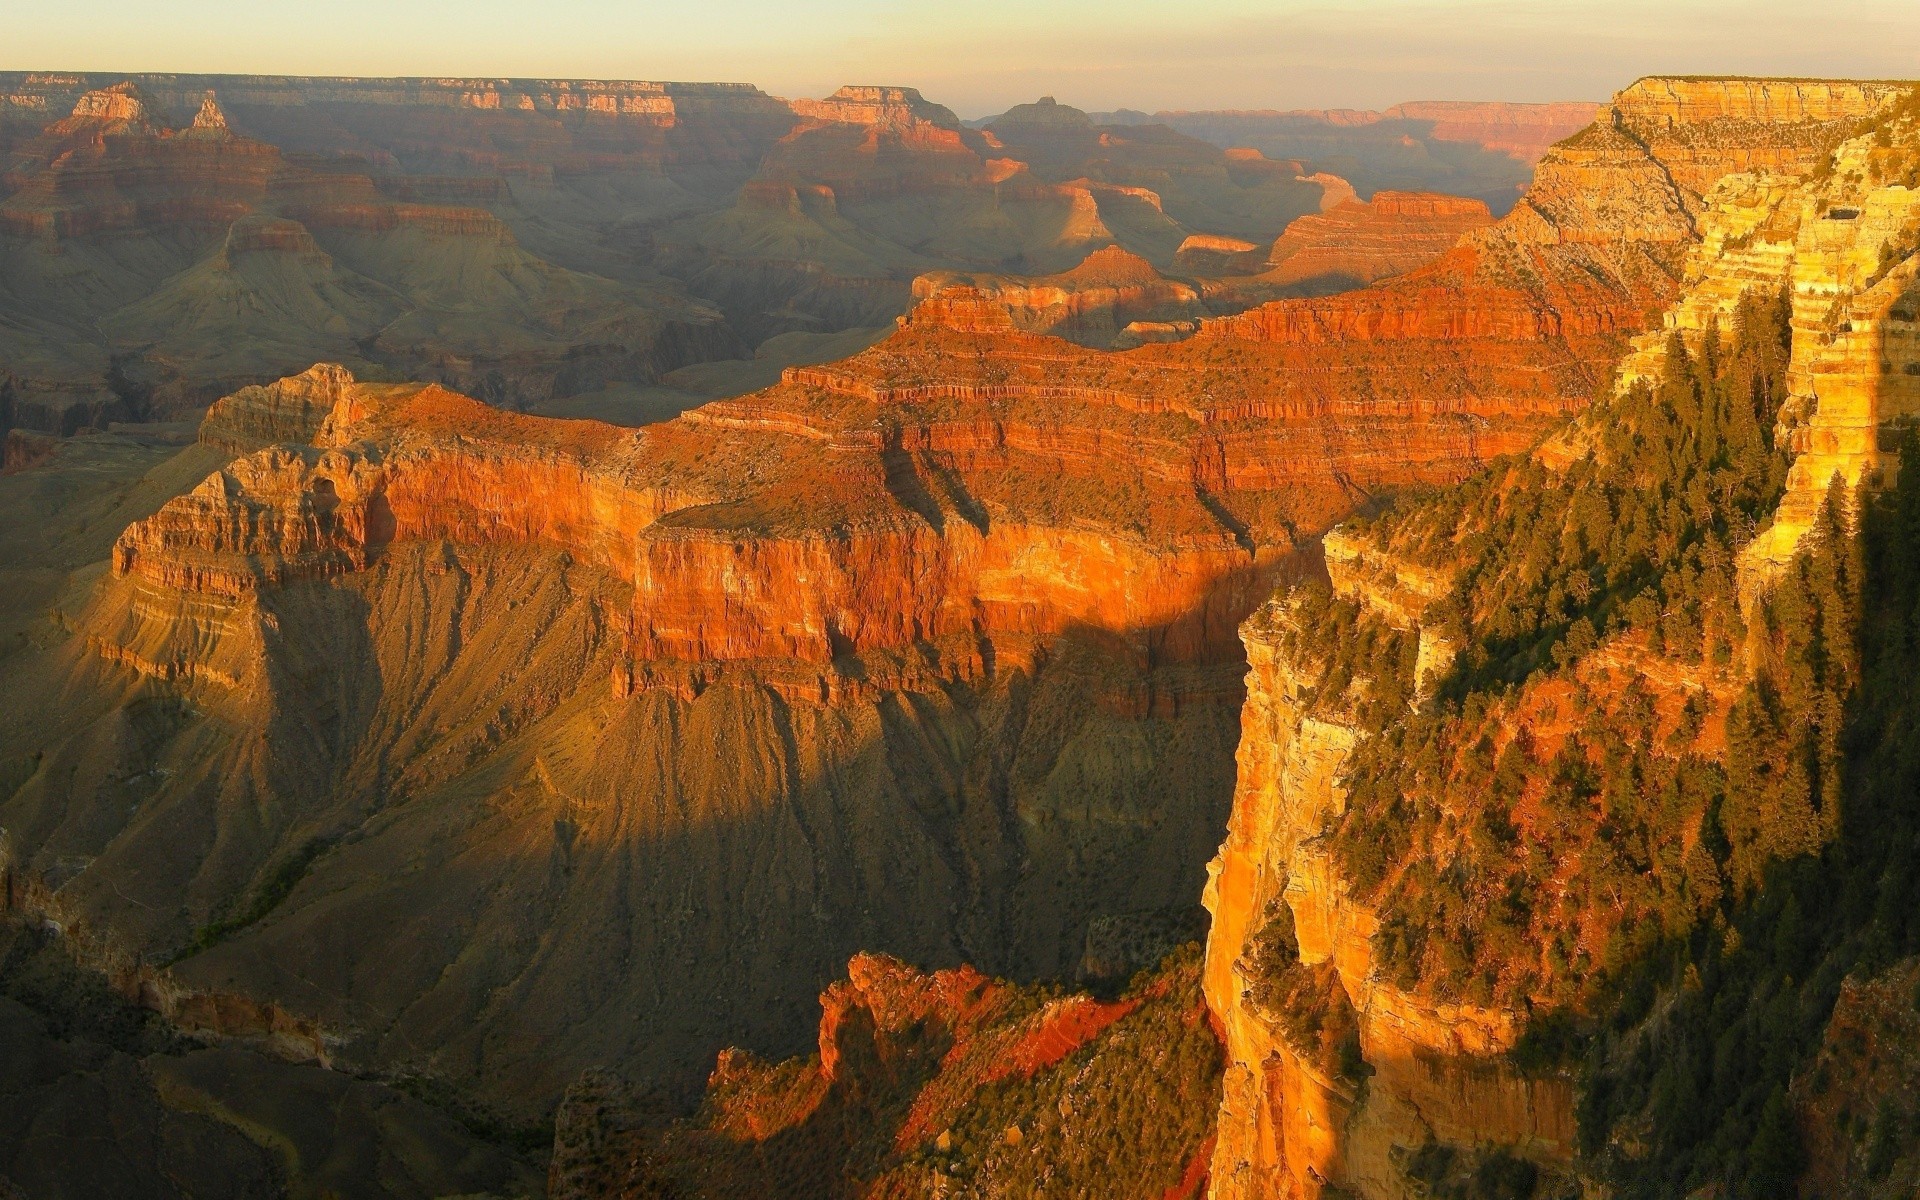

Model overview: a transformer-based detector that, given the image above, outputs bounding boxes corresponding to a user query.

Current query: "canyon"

[0,72,1700,1125]
[1090,101,1601,213]
[2,68,1918,1200]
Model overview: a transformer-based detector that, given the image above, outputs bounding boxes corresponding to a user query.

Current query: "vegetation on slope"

[1265,282,1920,1193]
[1280,291,1795,1010]
[1579,431,1920,1197]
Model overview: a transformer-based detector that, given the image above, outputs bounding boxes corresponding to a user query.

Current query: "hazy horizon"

[11,0,1920,120]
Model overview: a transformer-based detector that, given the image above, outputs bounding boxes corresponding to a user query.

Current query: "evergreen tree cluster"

[1583,428,1920,1198]
[1299,290,1797,1007]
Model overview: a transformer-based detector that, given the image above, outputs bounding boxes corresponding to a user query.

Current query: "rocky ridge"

[1197,76,1915,1200]
[547,948,1218,1200]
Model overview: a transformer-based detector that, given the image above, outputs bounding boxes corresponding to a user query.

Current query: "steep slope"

[1198,78,1919,1200]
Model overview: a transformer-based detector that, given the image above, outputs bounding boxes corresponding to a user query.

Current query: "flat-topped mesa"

[0,73,792,122]
[0,74,800,189]
[1378,100,1604,159]
[1257,190,1493,291]
[790,84,963,131]
[1613,76,1904,127]
[907,245,1202,344]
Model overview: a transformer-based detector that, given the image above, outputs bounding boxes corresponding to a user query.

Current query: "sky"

[9,0,1920,119]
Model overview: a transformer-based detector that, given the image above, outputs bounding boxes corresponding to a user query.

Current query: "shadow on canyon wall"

[0,534,1326,1119]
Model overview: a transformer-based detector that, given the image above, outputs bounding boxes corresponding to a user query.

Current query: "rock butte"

[1258,192,1494,291]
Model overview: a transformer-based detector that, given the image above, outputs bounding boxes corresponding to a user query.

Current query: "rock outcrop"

[1201,591,1576,1200]
[1793,957,1920,1199]
[909,245,1204,346]
[547,948,1218,1200]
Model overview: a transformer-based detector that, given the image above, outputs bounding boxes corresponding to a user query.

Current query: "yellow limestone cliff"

[1200,572,1574,1200]
[1607,88,1920,594]
[1198,77,1919,1200]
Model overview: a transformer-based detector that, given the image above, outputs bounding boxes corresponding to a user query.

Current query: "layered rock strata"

[0,77,1859,1129]
[1257,192,1493,293]
[0,80,744,422]
[1202,586,1575,1200]
[910,245,1203,346]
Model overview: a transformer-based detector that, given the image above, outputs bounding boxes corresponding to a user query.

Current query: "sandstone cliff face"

[1198,77,1913,1200]
[197,362,357,454]
[1202,593,1573,1200]
[1584,90,1920,600]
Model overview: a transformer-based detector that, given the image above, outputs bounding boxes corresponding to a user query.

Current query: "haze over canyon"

[3,47,1920,1200]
